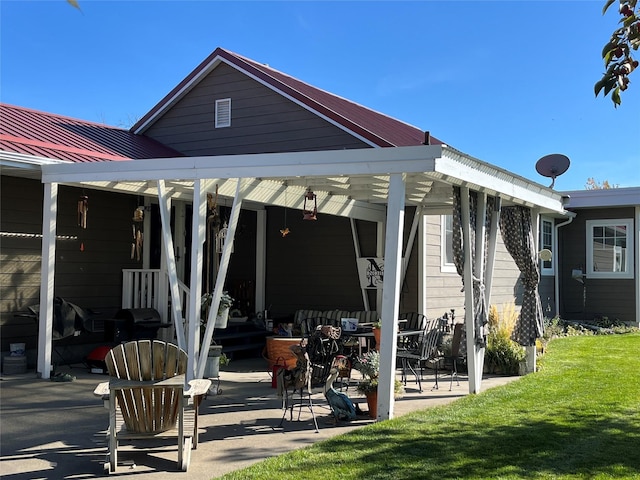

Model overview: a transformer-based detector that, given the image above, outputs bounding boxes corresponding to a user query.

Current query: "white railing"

[122,269,161,309]
[122,269,191,342]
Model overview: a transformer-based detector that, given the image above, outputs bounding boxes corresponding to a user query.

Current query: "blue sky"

[1,0,638,191]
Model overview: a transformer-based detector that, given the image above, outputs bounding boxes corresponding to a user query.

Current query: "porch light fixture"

[302,188,317,221]
[216,222,233,254]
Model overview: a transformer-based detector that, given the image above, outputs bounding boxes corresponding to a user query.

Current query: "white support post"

[473,193,487,391]
[350,218,370,310]
[484,197,501,304]
[378,174,405,421]
[527,208,541,373]
[197,178,246,378]
[376,221,385,311]
[418,215,427,314]
[461,187,480,394]
[37,182,58,379]
[158,225,170,341]
[186,179,207,381]
[157,180,186,350]
[255,209,267,312]
[484,197,501,381]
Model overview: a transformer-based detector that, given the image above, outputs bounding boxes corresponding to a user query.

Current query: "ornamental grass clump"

[485,303,526,375]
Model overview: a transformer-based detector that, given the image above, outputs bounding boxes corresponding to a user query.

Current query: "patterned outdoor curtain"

[498,206,544,346]
[451,187,494,349]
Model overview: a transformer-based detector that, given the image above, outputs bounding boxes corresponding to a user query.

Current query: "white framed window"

[586,219,634,279]
[441,214,457,273]
[539,216,554,276]
[215,98,231,128]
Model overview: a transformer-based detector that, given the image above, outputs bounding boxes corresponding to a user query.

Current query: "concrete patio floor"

[0,357,519,480]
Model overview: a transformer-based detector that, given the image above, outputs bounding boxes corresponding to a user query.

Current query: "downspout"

[554,211,576,319]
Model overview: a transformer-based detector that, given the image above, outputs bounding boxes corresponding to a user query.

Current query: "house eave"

[40,145,569,221]
[561,187,640,209]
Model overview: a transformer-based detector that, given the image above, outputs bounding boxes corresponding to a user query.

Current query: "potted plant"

[205,346,231,379]
[354,350,403,418]
[372,319,382,350]
[201,291,234,329]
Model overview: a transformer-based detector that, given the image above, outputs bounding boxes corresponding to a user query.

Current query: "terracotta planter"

[265,337,302,369]
[365,390,378,419]
[372,327,381,351]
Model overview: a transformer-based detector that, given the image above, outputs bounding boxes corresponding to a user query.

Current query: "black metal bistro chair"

[396,318,443,392]
[438,322,465,390]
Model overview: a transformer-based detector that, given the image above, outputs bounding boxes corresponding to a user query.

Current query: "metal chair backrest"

[450,323,464,357]
[400,312,427,331]
[419,318,443,360]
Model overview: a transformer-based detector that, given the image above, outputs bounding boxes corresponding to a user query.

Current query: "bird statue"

[324,356,363,422]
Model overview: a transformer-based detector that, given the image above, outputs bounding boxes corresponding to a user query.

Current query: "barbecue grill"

[105,308,170,342]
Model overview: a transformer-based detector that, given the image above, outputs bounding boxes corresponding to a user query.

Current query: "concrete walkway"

[0,358,518,479]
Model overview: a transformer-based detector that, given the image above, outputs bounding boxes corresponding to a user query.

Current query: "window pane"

[540,219,553,270]
[591,224,628,273]
[444,215,454,265]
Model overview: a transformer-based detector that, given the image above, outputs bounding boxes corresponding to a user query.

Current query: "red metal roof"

[0,103,182,163]
[132,47,444,148]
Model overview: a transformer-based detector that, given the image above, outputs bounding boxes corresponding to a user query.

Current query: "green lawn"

[218,333,640,480]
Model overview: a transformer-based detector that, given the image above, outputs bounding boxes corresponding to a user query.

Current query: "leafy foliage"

[353,350,403,396]
[596,0,640,106]
[585,177,619,189]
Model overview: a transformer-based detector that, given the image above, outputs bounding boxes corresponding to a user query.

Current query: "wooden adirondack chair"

[93,340,210,472]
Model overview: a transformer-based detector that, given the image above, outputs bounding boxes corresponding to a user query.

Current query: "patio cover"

[38,144,569,420]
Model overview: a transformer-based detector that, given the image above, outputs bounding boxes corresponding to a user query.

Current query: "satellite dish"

[535,154,570,188]
[538,249,552,262]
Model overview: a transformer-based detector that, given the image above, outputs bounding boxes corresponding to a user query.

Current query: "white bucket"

[215,307,230,329]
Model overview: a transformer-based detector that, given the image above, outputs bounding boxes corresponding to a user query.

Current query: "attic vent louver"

[215,98,231,128]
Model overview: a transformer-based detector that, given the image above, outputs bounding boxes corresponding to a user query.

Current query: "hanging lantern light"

[216,222,233,253]
[302,188,317,221]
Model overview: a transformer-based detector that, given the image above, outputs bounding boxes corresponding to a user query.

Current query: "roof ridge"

[229,49,422,133]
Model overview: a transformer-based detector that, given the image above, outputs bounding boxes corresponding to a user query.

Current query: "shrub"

[485,302,526,375]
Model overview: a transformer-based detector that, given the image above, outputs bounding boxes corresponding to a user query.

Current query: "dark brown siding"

[221,207,258,314]
[0,176,143,359]
[265,207,368,319]
[398,207,419,314]
[538,276,556,318]
[144,63,369,155]
[559,207,636,322]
